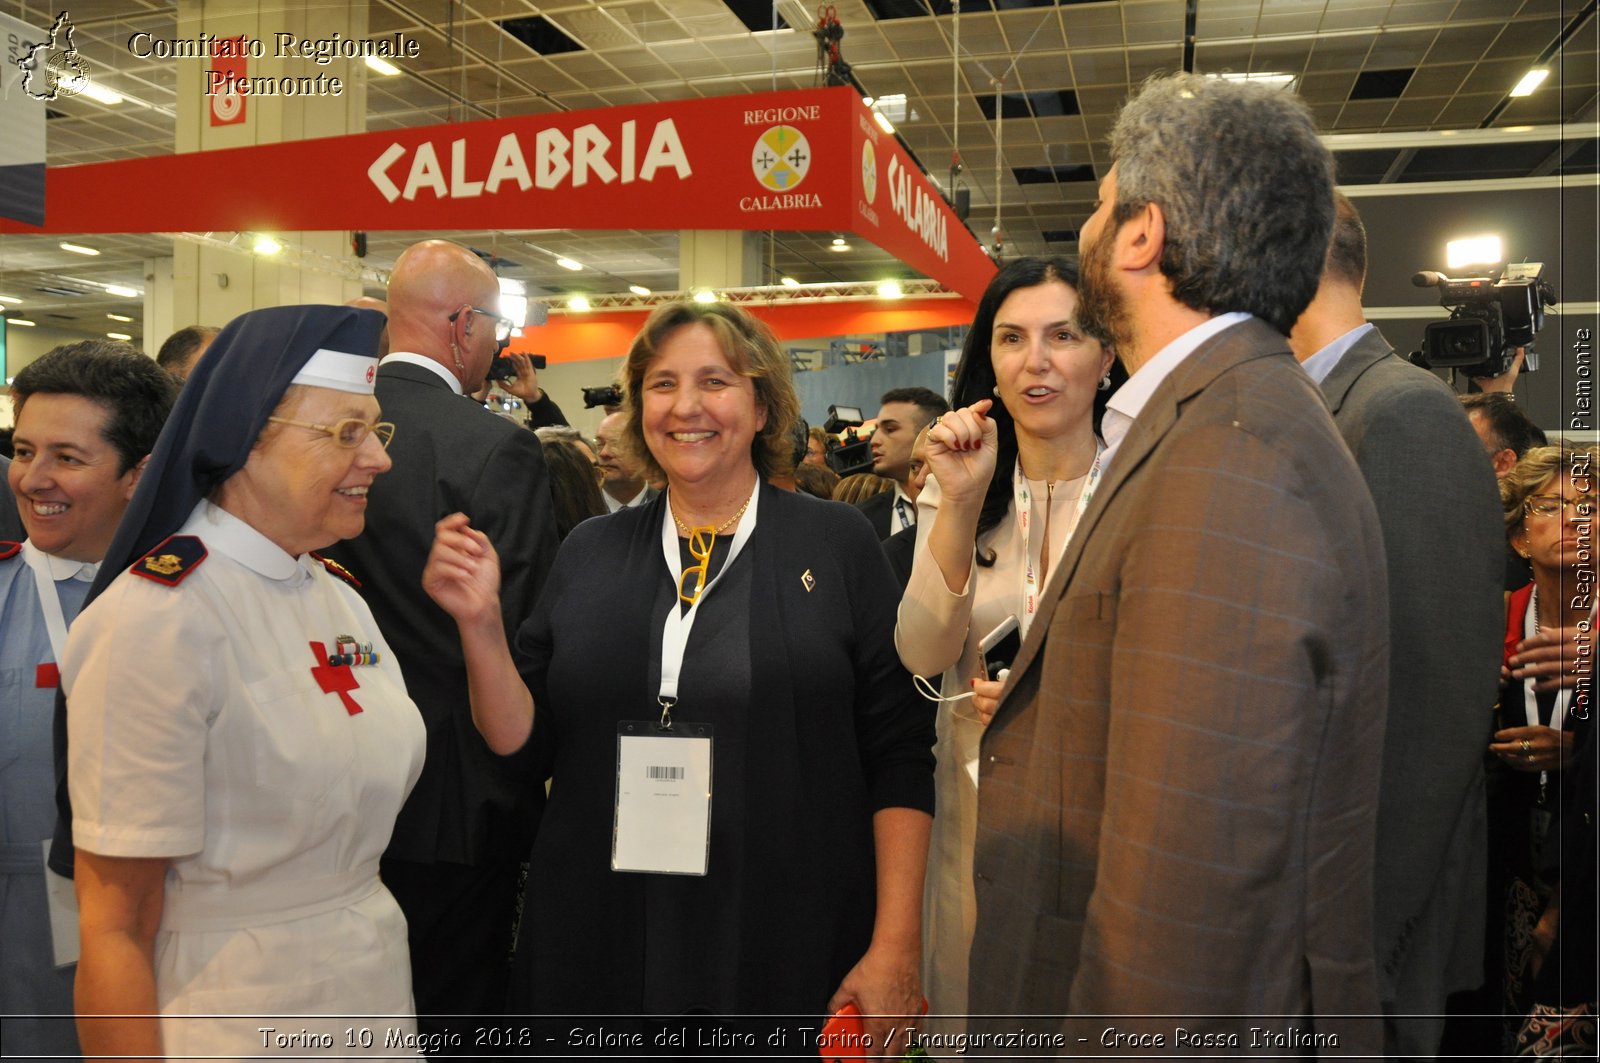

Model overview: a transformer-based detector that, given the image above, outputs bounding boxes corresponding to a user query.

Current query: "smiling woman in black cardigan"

[423,300,934,1055]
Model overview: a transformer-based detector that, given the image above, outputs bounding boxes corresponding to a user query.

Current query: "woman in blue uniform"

[1,341,173,1061]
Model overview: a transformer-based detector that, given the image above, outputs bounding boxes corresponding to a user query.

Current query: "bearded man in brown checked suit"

[964,74,1389,1052]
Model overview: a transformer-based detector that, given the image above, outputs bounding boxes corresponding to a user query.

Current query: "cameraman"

[501,352,570,429]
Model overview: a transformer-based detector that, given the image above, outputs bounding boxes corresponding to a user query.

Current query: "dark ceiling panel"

[1335,148,1405,185]
[1350,68,1417,100]
[1012,163,1096,184]
[498,15,586,56]
[1398,140,1564,181]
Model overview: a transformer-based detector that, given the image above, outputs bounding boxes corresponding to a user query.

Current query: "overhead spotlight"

[829,242,851,253]
[780,276,800,288]
[1212,71,1297,89]
[254,235,283,255]
[693,289,717,304]
[365,55,401,76]
[497,277,528,328]
[1510,69,1549,97]
[79,81,122,105]
[1446,234,1502,270]
[60,242,100,256]
[568,295,591,312]
[556,257,584,271]
[877,280,904,299]
[629,285,652,297]
[106,284,140,298]
[107,312,133,322]
[874,93,909,123]
[6,317,37,326]
[107,331,132,340]
[832,236,846,246]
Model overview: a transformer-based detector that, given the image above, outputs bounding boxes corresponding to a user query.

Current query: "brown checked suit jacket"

[967,318,1389,1053]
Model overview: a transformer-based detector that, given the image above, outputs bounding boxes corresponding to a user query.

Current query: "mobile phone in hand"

[978,614,1021,681]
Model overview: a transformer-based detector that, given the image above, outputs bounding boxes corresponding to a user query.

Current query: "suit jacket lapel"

[992,318,1291,714]
[1317,326,1393,415]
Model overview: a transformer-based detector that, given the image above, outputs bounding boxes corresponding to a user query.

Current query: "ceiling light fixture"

[568,295,591,311]
[0,295,20,304]
[629,285,651,297]
[105,284,141,298]
[365,55,401,77]
[780,276,800,288]
[829,242,851,253]
[693,289,717,304]
[1510,69,1550,97]
[79,81,122,105]
[498,278,528,328]
[873,93,909,123]
[107,312,133,322]
[107,331,132,341]
[60,242,100,256]
[877,280,904,299]
[253,235,283,255]
[874,112,896,135]
[556,257,584,271]
[6,317,37,326]
[1214,71,1297,87]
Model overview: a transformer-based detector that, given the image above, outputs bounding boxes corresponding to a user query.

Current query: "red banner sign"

[3,86,995,299]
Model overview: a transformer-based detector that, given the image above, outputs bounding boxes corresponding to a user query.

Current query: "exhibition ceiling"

[0,0,1594,341]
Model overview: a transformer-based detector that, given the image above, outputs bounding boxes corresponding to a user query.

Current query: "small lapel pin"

[800,569,816,593]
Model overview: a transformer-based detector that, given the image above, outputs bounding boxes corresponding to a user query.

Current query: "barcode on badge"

[646,765,685,781]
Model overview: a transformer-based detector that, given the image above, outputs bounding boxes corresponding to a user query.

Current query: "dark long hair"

[540,438,608,541]
[949,257,1125,565]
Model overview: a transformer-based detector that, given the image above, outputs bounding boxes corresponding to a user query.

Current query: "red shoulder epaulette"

[0,541,20,561]
[130,535,208,587]
[311,552,362,588]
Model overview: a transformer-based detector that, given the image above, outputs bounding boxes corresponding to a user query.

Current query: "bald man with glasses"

[321,240,559,1045]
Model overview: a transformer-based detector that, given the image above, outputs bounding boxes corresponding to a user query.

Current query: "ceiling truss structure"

[0,0,1594,345]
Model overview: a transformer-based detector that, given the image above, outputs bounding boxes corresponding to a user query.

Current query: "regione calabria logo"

[751,125,811,192]
[861,140,878,204]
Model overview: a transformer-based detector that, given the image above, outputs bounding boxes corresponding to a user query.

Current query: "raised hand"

[924,398,1000,504]
[422,513,502,628]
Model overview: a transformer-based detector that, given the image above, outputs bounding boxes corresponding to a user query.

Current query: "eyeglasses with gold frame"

[678,526,716,605]
[1525,493,1598,518]
[267,416,397,450]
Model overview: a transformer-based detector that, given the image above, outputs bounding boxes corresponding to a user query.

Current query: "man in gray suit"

[966,74,1388,1050]
[1289,193,1504,1057]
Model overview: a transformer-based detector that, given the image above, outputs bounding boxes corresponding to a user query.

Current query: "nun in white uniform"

[63,305,426,1061]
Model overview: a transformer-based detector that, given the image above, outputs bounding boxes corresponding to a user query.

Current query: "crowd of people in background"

[0,71,1594,1062]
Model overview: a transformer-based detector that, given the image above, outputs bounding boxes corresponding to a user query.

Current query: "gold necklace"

[671,492,751,536]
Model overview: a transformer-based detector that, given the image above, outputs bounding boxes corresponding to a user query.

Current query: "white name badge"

[612,722,714,875]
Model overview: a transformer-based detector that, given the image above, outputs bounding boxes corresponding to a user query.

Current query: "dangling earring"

[1097,373,1112,392]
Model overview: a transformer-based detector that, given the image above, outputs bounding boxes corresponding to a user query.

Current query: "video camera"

[822,404,874,477]
[485,351,546,384]
[582,385,623,409]
[1409,262,1557,378]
